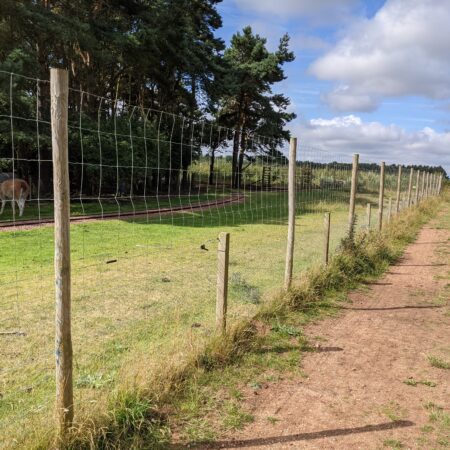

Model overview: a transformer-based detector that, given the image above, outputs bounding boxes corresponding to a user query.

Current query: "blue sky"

[216,0,450,171]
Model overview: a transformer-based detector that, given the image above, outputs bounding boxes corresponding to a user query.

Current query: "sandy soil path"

[206,216,450,449]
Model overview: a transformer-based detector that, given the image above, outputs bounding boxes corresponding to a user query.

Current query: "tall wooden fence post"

[438,174,443,195]
[421,171,426,200]
[415,170,420,205]
[348,153,359,238]
[366,203,371,229]
[216,232,230,334]
[377,161,385,231]
[284,137,297,290]
[323,212,331,266]
[407,167,414,207]
[387,197,392,223]
[51,68,73,436]
[395,165,402,213]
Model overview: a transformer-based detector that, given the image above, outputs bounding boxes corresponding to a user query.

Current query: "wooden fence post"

[216,232,230,334]
[387,197,392,223]
[426,172,430,197]
[51,68,73,436]
[415,170,420,205]
[323,212,331,266]
[438,174,443,194]
[395,165,402,213]
[421,171,426,200]
[284,137,297,290]
[366,203,371,229]
[348,154,359,237]
[377,161,385,231]
[407,167,414,207]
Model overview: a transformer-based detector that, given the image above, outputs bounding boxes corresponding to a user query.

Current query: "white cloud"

[295,115,450,171]
[232,0,357,21]
[310,0,450,112]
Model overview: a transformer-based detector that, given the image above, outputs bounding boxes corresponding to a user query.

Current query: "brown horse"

[0,178,30,217]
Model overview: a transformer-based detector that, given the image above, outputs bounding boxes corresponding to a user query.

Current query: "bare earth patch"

[203,217,450,449]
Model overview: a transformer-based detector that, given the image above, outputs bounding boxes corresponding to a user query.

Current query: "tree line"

[0,0,295,196]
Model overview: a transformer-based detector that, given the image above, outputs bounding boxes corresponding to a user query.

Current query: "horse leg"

[0,199,5,215]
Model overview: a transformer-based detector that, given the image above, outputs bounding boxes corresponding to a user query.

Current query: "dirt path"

[207,216,450,449]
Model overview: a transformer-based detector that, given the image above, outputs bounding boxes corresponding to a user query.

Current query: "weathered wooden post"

[216,232,230,334]
[387,197,392,223]
[50,68,73,436]
[395,165,402,213]
[366,203,372,229]
[425,172,430,197]
[415,170,420,205]
[323,212,331,266]
[438,174,443,195]
[377,161,385,231]
[421,171,426,200]
[284,137,297,290]
[347,154,359,237]
[407,167,414,207]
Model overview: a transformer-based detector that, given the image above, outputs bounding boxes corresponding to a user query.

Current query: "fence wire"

[0,70,443,448]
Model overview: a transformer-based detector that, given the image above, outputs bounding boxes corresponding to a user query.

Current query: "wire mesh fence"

[0,69,444,447]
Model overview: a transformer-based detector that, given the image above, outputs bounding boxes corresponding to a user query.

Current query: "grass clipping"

[43,195,443,449]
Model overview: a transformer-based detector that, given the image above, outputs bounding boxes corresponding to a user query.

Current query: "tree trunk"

[209,148,216,185]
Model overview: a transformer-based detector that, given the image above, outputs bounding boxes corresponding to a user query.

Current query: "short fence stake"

[50,68,73,437]
[377,161,385,231]
[323,212,331,266]
[347,153,359,238]
[407,167,414,207]
[395,165,402,213]
[216,232,230,334]
[284,137,297,290]
[415,170,420,205]
[366,203,372,229]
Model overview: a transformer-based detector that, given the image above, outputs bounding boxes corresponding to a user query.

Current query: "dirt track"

[207,214,450,449]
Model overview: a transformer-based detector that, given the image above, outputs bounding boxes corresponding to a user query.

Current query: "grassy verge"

[43,192,447,449]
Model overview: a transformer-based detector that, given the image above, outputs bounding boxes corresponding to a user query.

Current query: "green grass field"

[0,188,385,447]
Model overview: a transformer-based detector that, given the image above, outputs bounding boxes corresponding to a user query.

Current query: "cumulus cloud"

[310,0,450,111]
[232,0,357,20]
[294,115,450,170]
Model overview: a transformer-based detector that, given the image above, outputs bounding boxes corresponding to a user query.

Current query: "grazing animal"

[0,172,14,184]
[0,178,30,217]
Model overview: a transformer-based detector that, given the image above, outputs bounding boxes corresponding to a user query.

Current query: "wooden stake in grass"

[438,174,443,195]
[284,137,297,290]
[366,203,371,229]
[51,68,73,436]
[415,170,420,205]
[407,167,414,207]
[377,161,385,231]
[348,153,359,237]
[323,212,331,266]
[216,232,230,334]
[395,165,402,213]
